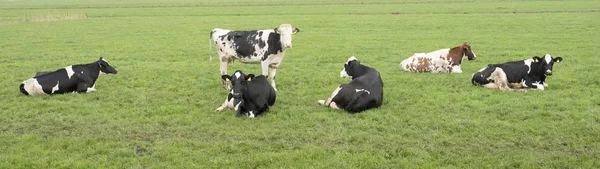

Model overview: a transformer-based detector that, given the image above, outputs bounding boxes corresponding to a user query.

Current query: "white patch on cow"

[544,54,552,64]
[329,102,341,109]
[234,102,242,111]
[340,68,352,79]
[355,89,371,95]
[248,111,255,118]
[51,81,59,94]
[65,66,75,79]
[99,70,106,75]
[532,81,544,90]
[86,87,96,93]
[523,59,533,74]
[346,56,357,64]
[234,71,241,79]
[521,79,528,88]
[476,67,487,72]
[22,78,47,95]
[451,65,463,73]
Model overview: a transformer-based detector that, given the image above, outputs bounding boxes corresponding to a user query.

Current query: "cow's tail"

[209,29,216,62]
[345,90,369,113]
[19,83,29,95]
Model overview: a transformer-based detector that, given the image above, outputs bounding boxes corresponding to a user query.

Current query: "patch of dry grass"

[0,13,87,25]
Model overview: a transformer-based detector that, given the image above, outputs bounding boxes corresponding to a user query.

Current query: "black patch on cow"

[263,32,282,61]
[218,30,268,59]
[19,84,28,95]
[471,65,496,86]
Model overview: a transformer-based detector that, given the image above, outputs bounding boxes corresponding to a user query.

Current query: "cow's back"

[494,62,531,83]
[247,76,276,106]
[400,49,451,73]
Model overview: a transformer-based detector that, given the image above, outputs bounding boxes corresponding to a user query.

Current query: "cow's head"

[340,56,361,79]
[532,54,563,76]
[98,57,118,74]
[222,70,255,99]
[274,24,300,49]
[461,42,477,60]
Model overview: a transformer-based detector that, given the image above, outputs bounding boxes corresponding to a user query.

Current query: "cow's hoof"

[317,100,326,105]
[215,107,224,112]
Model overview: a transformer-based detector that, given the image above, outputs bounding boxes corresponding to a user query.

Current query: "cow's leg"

[219,57,231,90]
[86,84,97,93]
[488,68,512,91]
[74,73,96,93]
[268,63,280,92]
[215,98,230,112]
[488,68,527,92]
[483,83,499,89]
[317,86,343,109]
[76,83,91,93]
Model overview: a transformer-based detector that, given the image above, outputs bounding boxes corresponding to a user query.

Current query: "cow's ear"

[246,74,255,81]
[532,56,542,63]
[274,28,280,34]
[292,28,300,35]
[554,57,563,63]
[99,57,104,60]
[222,75,231,82]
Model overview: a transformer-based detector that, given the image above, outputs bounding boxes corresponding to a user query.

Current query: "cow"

[209,24,300,92]
[400,42,477,73]
[471,54,563,91]
[317,56,384,113]
[217,70,276,118]
[19,57,118,96]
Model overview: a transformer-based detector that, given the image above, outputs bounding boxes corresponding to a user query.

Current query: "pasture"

[1,0,599,168]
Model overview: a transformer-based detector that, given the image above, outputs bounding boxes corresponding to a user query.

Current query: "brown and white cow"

[209,24,300,91]
[399,42,477,73]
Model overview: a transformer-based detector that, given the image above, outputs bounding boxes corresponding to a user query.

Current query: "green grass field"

[1,0,600,168]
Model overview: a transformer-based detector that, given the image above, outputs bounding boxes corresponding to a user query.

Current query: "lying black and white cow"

[217,70,276,117]
[471,54,562,91]
[209,24,300,91]
[317,56,384,113]
[20,57,118,95]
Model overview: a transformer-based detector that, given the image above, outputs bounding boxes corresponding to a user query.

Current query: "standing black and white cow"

[209,24,300,91]
[20,57,118,95]
[218,70,276,118]
[471,54,563,91]
[317,56,384,113]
